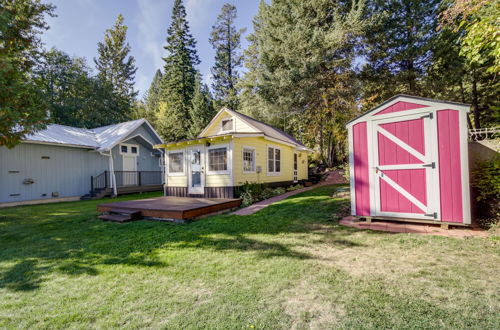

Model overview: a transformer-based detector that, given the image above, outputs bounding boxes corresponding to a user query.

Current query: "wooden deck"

[97,196,242,221]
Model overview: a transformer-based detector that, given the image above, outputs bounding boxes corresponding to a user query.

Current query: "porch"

[81,171,163,200]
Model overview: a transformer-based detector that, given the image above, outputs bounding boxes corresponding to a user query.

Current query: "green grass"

[0,186,499,329]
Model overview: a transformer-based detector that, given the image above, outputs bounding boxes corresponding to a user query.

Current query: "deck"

[97,196,242,221]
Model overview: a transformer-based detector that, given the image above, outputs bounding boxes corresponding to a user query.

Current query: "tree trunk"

[471,71,480,129]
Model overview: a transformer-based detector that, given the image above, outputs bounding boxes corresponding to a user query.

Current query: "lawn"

[0,186,499,329]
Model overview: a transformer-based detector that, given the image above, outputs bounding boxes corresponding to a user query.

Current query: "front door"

[122,155,138,185]
[188,147,204,195]
[372,112,440,220]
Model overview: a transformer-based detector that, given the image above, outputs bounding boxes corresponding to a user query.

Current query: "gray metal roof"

[24,119,162,151]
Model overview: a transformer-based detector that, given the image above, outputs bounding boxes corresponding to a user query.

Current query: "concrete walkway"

[340,216,488,238]
[232,171,346,216]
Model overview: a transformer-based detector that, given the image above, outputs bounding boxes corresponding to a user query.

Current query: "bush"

[286,184,303,192]
[237,182,303,207]
[471,157,500,228]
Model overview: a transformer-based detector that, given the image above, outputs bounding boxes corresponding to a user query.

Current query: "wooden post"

[90,176,94,193]
[138,171,142,186]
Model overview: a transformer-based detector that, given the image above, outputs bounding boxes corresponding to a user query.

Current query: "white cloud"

[134,0,171,95]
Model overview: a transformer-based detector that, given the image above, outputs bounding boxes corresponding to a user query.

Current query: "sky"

[41,0,260,98]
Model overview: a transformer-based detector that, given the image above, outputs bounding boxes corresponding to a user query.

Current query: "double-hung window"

[243,147,255,173]
[208,147,228,173]
[168,152,184,174]
[267,146,281,174]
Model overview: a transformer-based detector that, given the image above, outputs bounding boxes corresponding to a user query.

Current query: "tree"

[210,3,245,110]
[145,69,163,115]
[94,14,137,111]
[434,0,500,128]
[359,0,440,109]
[159,0,200,141]
[239,0,364,166]
[36,48,131,128]
[0,0,55,147]
[188,73,216,138]
[440,0,499,75]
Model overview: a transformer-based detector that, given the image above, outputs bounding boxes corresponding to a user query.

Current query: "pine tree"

[142,69,162,125]
[159,0,200,141]
[238,0,364,166]
[210,3,245,110]
[94,14,138,110]
[0,0,55,147]
[188,73,216,138]
[359,0,440,109]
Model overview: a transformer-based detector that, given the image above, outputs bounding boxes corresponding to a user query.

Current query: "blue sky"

[41,0,260,98]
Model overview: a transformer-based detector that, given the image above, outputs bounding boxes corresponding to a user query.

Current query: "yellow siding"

[164,144,187,187]
[232,136,308,186]
[164,136,309,188]
[201,111,257,137]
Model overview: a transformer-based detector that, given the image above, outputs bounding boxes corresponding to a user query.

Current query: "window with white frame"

[208,147,228,172]
[268,146,281,174]
[168,152,184,174]
[120,143,139,156]
[221,118,233,131]
[243,147,255,172]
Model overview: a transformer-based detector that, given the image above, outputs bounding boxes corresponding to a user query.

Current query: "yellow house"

[154,108,311,198]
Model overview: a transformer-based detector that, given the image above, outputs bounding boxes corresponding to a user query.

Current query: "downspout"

[100,151,117,197]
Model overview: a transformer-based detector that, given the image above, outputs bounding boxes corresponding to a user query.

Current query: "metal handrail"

[469,127,499,141]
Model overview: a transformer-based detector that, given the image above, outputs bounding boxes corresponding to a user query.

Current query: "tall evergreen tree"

[94,14,137,110]
[159,0,200,141]
[359,0,440,109]
[239,0,364,165]
[0,0,55,147]
[210,3,245,110]
[188,73,216,138]
[141,69,162,125]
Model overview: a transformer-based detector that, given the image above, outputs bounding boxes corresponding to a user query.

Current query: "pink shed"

[347,95,471,225]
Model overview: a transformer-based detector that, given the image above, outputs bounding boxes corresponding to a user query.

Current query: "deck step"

[108,208,142,216]
[98,214,134,223]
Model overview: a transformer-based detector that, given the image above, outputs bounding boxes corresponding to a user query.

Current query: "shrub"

[471,157,500,228]
[286,184,304,192]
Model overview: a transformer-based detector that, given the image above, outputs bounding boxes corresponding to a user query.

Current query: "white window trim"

[220,117,235,133]
[167,150,185,176]
[206,143,231,175]
[267,145,282,176]
[119,143,139,156]
[242,146,256,174]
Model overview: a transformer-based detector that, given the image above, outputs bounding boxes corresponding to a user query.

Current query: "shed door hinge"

[422,162,435,169]
[420,113,433,119]
[425,212,438,219]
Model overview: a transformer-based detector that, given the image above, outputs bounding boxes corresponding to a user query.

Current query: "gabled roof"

[346,94,470,127]
[23,119,163,152]
[199,108,308,149]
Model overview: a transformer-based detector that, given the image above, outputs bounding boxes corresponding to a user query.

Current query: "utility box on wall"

[346,95,471,225]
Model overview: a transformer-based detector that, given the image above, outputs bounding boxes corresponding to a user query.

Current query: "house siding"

[201,112,257,136]
[232,136,308,186]
[0,143,107,203]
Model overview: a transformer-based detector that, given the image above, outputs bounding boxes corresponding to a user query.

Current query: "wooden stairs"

[98,208,142,223]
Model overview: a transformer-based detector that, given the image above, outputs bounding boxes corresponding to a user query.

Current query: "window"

[221,119,233,131]
[208,147,228,172]
[168,152,184,174]
[120,144,139,156]
[243,147,255,172]
[268,146,281,174]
